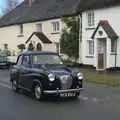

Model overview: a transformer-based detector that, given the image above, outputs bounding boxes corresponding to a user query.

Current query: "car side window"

[17,55,23,66]
[22,56,30,66]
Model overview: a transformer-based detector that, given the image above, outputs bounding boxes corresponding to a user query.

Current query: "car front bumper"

[43,87,84,94]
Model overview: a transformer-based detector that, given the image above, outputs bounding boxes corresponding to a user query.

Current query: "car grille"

[60,75,72,90]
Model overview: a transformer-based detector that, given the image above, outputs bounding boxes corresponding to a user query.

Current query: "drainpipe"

[78,14,82,64]
[114,38,118,70]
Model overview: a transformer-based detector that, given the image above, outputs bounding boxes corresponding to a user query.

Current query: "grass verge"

[77,68,120,87]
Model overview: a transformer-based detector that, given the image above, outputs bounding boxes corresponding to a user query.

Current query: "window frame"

[19,24,23,35]
[36,23,42,32]
[87,12,95,28]
[111,40,117,53]
[52,21,60,33]
[16,55,23,66]
[87,40,94,56]
[55,42,61,55]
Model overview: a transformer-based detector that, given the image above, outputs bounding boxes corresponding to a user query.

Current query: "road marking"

[79,96,89,100]
[0,82,12,89]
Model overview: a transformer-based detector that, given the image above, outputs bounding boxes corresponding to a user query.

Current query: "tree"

[60,17,79,60]
[2,0,21,15]
[17,44,26,52]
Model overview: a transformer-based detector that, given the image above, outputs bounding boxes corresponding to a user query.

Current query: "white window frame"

[19,24,23,35]
[87,40,94,56]
[111,40,117,53]
[36,23,42,32]
[55,42,61,55]
[87,12,95,28]
[52,22,60,33]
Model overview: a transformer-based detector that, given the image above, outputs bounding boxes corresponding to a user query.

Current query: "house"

[0,0,81,56]
[78,0,120,70]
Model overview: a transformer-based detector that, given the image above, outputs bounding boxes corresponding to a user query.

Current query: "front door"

[97,38,106,70]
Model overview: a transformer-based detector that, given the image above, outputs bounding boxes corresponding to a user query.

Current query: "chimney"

[25,0,35,6]
[25,0,30,6]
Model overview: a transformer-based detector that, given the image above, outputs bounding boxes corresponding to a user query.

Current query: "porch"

[91,20,119,71]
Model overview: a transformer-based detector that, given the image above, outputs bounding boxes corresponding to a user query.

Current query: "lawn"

[77,68,120,87]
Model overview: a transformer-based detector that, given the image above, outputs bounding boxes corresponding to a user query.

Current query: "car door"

[11,55,23,83]
[19,55,32,90]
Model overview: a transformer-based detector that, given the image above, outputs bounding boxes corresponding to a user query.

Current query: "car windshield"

[32,54,63,65]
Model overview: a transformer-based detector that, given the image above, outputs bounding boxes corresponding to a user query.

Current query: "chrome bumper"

[44,87,84,94]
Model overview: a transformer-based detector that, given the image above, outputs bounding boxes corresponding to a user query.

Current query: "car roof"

[19,51,58,56]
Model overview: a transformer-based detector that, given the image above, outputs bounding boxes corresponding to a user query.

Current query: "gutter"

[114,38,118,70]
[78,13,82,64]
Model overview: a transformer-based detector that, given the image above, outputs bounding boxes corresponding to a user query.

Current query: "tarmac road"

[0,69,120,120]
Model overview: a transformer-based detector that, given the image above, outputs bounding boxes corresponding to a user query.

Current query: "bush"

[62,59,81,67]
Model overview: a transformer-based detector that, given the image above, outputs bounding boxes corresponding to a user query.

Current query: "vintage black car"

[10,51,84,100]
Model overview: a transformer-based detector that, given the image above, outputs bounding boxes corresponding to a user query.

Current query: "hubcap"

[13,80,17,90]
[35,85,41,99]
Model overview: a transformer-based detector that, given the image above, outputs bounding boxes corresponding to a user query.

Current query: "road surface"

[0,69,120,120]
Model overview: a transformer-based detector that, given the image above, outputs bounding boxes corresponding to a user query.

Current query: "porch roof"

[25,32,52,44]
[91,20,119,39]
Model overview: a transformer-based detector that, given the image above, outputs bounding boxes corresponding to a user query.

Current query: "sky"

[0,0,23,15]
[0,0,5,15]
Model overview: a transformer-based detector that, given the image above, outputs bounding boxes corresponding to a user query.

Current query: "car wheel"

[12,80,19,92]
[34,84,43,101]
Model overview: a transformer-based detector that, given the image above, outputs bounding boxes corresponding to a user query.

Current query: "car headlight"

[48,74,55,81]
[77,73,83,80]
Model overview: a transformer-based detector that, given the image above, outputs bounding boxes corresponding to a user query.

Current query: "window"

[17,55,23,66]
[20,24,23,34]
[52,22,60,32]
[88,40,94,55]
[111,40,117,53]
[36,24,42,32]
[87,12,94,27]
[32,54,62,65]
[22,56,30,66]
[55,42,61,54]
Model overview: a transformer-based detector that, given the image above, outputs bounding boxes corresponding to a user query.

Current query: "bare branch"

[1,0,21,15]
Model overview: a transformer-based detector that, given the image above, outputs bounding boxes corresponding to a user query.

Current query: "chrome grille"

[60,75,72,90]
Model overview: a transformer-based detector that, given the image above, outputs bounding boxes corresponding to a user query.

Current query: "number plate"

[60,92,76,97]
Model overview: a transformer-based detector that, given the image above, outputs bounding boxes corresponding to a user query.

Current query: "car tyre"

[12,79,19,92]
[34,83,43,101]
